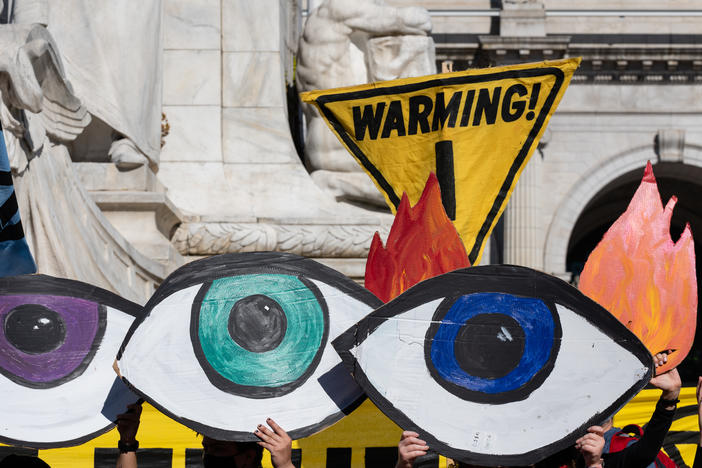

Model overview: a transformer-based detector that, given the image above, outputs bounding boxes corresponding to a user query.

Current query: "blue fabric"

[0,130,36,277]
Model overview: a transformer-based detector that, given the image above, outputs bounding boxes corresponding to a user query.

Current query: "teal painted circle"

[198,274,325,387]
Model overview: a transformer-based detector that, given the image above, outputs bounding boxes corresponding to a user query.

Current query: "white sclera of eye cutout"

[118,279,371,437]
[0,306,138,445]
[352,301,650,456]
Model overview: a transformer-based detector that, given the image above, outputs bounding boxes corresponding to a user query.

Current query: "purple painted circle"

[0,295,100,383]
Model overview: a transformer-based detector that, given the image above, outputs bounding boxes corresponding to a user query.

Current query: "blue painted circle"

[429,292,554,394]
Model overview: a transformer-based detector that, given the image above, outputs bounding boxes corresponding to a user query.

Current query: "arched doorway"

[566,162,702,383]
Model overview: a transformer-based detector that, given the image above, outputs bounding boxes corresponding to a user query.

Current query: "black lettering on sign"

[501,84,528,123]
[526,82,541,121]
[353,103,386,140]
[431,91,462,131]
[381,100,406,138]
[460,89,476,127]
[473,87,502,126]
[408,95,433,135]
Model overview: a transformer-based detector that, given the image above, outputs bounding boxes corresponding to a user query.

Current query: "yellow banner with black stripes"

[5,388,696,467]
[301,58,580,264]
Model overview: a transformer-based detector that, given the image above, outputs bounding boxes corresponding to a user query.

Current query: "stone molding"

[173,222,390,258]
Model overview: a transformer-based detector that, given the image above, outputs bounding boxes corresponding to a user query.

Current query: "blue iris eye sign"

[332,265,653,467]
[426,292,559,402]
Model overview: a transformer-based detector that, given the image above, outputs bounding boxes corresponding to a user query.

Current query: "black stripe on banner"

[0,220,25,241]
[0,190,18,227]
[0,171,11,186]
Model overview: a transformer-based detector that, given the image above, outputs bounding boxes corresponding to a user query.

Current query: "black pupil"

[228,295,287,353]
[4,304,67,354]
[454,313,525,379]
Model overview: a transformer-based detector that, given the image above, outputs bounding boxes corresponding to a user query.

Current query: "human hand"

[696,376,702,445]
[575,426,604,468]
[650,353,681,402]
[255,418,293,468]
[396,431,429,468]
[116,402,142,443]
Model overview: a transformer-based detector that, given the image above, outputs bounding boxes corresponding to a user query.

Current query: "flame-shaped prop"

[579,162,697,373]
[365,173,470,302]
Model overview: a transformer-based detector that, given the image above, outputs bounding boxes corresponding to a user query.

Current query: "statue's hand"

[0,38,44,113]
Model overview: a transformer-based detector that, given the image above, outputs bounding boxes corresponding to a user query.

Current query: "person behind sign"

[575,352,680,468]
[114,402,294,468]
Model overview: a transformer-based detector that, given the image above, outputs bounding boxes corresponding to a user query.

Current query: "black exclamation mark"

[435,140,456,220]
[525,83,541,121]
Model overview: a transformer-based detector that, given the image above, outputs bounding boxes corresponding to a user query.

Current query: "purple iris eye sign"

[0,274,143,449]
[0,295,105,387]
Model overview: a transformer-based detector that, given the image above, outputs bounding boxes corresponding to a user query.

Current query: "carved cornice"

[173,222,390,258]
[434,33,702,85]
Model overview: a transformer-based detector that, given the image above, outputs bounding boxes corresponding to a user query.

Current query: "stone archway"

[543,145,653,278]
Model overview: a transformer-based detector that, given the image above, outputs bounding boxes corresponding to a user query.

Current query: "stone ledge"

[90,191,184,239]
[74,162,165,193]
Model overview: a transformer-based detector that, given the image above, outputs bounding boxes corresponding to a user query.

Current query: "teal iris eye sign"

[195,274,328,397]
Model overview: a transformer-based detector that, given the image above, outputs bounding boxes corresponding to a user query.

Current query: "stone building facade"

[159,0,702,283]
[6,0,700,303]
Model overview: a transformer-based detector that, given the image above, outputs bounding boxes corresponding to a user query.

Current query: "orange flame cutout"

[579,162,697,373]
[365,173,470,302]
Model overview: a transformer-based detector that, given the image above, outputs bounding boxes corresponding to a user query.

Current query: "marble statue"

[0,2,168,302]
[297,0,436,207]
[11,0,163,170]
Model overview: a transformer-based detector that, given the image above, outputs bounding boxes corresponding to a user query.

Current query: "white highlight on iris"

[497,326,513,342]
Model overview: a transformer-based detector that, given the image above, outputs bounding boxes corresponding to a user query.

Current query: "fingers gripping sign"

[575,426,604,468]
[254,418,294,468]
[650,352,681,407]
[396,430,429,468]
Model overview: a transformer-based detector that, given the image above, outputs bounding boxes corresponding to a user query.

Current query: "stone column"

[503,152,544,270]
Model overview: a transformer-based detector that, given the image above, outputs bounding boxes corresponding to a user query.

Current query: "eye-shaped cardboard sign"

[334,265,652,466]
[116,252,382,440]
[0,275,142,448]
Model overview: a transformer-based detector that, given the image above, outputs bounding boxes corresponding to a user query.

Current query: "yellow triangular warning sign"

[301,58,580,264]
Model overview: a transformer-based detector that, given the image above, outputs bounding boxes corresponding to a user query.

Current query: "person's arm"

[604,353,680,468]
[254,418,294,468]
[116,402,142,468]
[576,426,605,468]
[395,431,429,468]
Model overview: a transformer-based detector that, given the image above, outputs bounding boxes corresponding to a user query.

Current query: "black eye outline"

[0,274,143,448]
[117,252,382,440]
[333,265,653,466]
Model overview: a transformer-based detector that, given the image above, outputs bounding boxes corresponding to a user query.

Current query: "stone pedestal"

[75,163,184,268]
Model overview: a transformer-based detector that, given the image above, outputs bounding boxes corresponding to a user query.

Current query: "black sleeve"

[602,399,676,468]
[693,445,702,468]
